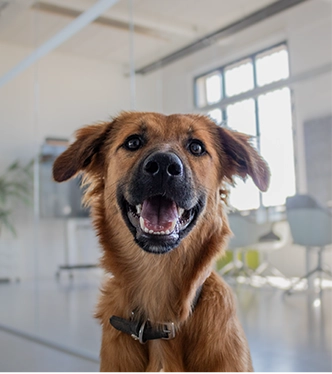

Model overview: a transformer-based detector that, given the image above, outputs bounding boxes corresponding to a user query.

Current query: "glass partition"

[0,0,140,366]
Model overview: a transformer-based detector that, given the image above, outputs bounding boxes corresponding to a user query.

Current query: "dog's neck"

[134,260,211,323]
[96,195,229,324]
[100,234,216,324]
[109,279,205,343]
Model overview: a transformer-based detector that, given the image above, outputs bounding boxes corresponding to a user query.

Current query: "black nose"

[143,152,183,178]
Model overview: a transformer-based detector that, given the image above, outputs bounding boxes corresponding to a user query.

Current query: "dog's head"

[53,112,269,255]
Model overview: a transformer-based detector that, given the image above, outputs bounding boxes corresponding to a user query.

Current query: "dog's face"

[53,112,269,255]
[113,113,221,254]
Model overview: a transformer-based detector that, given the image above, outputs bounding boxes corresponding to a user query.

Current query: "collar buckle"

[135,321,175,344]
[138,320,148,344]
[161,322,175,340]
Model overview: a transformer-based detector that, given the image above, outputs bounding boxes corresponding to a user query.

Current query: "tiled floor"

[0,273,331,372]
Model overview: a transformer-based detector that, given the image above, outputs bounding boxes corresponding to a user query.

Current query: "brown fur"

[53,112,270,372]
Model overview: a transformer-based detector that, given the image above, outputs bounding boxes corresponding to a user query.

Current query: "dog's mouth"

[129,196,193,235]
[120,195,202,254]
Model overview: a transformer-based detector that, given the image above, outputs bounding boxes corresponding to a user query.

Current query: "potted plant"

[0,160,33,283]
[0,160,33,235]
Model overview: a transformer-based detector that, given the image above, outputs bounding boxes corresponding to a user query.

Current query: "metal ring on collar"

[138,320,148,344]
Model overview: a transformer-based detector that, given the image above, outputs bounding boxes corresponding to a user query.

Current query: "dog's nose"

[143,152,183,178]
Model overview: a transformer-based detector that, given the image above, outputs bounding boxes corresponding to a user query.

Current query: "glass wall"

[0,1,140,365]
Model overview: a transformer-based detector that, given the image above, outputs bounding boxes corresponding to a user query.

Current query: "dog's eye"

[124,135,142,151]
[188,140,205,156]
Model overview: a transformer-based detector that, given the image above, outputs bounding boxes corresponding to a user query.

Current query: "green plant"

[0,160,33,235]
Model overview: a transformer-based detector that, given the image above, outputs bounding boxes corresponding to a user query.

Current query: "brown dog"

[53,112,269,371]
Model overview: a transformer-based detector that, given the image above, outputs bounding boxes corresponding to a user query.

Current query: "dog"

[53,112,270,371]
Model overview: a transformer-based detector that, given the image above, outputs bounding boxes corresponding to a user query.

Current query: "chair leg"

[322,267,332,277]
[254,262,285,277]
[220,249,253,279]
[314,247,332,288]
[285,267,319,295]
[285,247,331,295]
[254,262,267,276]
[253,251,285,278]
[267,263,285,278]
[219,261,237,276]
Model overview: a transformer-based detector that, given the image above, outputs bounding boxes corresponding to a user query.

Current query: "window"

[194,44,295,210]
[225,59,254,97]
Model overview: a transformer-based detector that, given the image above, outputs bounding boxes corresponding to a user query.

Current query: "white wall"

[143,0,332,277]
[0,41,140,165]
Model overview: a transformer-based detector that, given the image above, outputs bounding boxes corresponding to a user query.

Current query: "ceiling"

[0,0,280,70]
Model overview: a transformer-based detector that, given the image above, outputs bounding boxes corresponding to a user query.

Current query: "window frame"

[193,41,289,113]
[193,41,297,209]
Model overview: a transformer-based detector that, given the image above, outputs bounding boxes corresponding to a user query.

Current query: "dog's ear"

[218,126,270,192]
[53,123,111,182]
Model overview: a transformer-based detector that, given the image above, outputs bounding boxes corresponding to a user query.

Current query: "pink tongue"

[141,196,178,232]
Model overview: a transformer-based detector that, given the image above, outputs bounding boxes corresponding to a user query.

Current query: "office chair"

[220,212,270,279]
[253,221,291,279]
[285,194,332,294]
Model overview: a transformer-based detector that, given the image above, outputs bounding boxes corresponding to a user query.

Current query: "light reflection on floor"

[232,274,332,291]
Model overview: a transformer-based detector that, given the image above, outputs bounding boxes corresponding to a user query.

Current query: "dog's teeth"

[140,217,150,233]
[139,217,145,230]
[178,208,184,217]
[170,220,177,232]
[139,217,176,235]
[136,204,142,214]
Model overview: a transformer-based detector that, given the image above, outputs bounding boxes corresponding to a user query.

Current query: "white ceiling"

[0,0,279,70]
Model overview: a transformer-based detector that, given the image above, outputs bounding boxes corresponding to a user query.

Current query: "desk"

[56,217,97,279]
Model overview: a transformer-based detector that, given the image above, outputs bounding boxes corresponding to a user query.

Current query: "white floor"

[0,272,331,372]
[0,275,101,353]
[0,330,98,372]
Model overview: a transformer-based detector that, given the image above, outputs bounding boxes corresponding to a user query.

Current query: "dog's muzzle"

[117,151,205,254]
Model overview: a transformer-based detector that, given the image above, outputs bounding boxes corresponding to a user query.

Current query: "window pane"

[258,88,296,206]
[229,177,261,211]
[195,72,222,108]
[226,99,256,137]
[256,46,289,87]
[195,76,208,108]
[208,108,222,124]
[226,99,259,210]
[206,72,222,104]
[225,59,254,97]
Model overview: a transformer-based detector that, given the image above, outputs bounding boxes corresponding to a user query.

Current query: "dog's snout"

[143,152,183,178]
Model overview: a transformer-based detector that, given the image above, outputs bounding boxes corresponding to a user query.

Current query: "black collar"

[110,284,203,344]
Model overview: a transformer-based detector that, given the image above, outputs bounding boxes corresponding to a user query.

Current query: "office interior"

[0,0,331,371]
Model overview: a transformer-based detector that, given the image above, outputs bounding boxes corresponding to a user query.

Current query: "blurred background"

[0,0,331,371]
